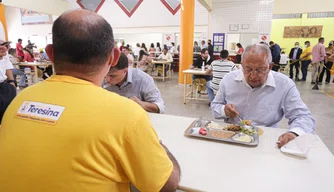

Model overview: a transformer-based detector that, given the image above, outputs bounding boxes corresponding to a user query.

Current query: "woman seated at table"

[23,48,34,62]
[137,50,153,74]
[149,43,156,57]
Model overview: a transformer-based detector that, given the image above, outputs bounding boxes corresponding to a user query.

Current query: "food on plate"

[240,127,258,135]
[234,135,252,143]
[210,130,235,139]
[207,122,225,129]
[224,124,241,131]
[199,127,207,135]
[240,120,252,126]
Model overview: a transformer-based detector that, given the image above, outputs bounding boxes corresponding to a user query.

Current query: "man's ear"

[108,47,121,67]
[269,62,274,70]
[45,44,54,62]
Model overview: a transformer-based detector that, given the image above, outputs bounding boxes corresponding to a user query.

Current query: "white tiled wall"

[210,0,274,41]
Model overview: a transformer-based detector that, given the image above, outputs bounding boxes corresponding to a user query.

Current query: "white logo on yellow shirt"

[16,101,65,125]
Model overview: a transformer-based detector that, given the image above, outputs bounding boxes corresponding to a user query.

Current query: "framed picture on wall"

[229,24,239,31]
[242,24,249,29]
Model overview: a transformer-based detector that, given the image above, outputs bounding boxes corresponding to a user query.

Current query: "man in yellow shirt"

[0,10,180,192]
[300,41,312,81]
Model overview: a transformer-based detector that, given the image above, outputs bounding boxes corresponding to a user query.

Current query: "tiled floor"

[155,72,334,155]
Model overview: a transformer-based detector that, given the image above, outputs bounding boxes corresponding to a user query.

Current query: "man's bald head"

[52,9,114,74]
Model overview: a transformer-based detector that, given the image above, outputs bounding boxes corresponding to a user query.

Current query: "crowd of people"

[269,38,334,84]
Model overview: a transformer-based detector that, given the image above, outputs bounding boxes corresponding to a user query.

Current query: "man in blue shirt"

[211,44,315,148]
[269,41,281,72]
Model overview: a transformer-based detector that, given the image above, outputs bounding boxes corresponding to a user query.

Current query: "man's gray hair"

[241,44,272,65]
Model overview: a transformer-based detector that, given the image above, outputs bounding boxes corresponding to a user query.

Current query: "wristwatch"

[7,80,17,84]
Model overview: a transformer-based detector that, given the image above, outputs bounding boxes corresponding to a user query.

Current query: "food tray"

[184,119,259,146]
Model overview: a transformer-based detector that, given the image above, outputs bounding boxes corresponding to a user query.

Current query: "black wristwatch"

[288,131,299,137]
[7,80,17,84]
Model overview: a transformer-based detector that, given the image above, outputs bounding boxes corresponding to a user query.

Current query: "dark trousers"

[301,60,311,81]
[0,83,17,124]
[271,57,280,72]
[319,61,333,83]
[289,61,300,79]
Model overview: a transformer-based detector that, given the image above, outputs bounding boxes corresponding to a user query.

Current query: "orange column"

[0,4,8,41]
[179,0,195,84]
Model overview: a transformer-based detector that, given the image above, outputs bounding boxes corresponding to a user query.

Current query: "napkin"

[280,134,315,158]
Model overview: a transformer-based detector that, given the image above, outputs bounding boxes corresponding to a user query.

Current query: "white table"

[148,113,334,192]
[152,60,172,81]
[183,69,211,104]
[18,62,54,84]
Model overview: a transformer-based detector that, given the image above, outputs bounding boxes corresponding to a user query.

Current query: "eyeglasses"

[243,68,268,77]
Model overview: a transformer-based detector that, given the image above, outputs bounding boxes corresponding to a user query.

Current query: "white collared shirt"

[0,54,14,82]
[211,70,315,136]
[158,52,173,62]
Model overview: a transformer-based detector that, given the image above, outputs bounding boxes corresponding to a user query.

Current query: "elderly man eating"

[211,44,315,148]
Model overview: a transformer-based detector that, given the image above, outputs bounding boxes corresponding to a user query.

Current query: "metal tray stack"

[184,119,259,146]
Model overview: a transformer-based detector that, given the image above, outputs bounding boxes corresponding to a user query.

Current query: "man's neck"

[116,72,128,87]
[56,72,103,87]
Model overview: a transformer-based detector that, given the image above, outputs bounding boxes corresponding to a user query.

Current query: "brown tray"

[184,119,259,146]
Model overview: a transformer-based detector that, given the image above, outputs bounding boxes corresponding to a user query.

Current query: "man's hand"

[224,104,239,118]
[9,82,16,88]
[276,132,297,148]
[130,96,143,107]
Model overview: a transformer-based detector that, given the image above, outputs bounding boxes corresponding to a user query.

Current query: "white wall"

[3,0,69,15]
[210,0,274,50]
[273,0,334,14]
[5,6,57,49]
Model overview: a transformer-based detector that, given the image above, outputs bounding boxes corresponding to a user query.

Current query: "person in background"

[169,42,177,55]
[16,38,24,62]
[105,53,165,114]
[0,41,16,123]
[141,43,148,52]
[191,48,213,93]
[177,45,180,53]
[163,44,168,51]
[279,51,288,68]
[300,41,312,81]
[236,43,244,63]
[289,42,303,81]
[319,41,334,84]
[23,48,34,62]
[8,48,26,88]
[25,40,36,54]
[205,50,237,103]
[137,50,152,73]
[211,44,315,148]
[269,41,281,72]
[0,9,180,192]
[119,41,125,51]
[157,48,173,76]
[193,41,201,53]
[311,37,326,84]
[156,42,161,53]
[201,40,207,49]
[208,39,214,59]
[149,43,156,57]
[133,43,141,58]
[122,47,134,68]
[40,49,50,61]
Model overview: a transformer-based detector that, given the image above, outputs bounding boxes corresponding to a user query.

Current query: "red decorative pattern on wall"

[160,0,180,15]
[114,0,143,18]
[76,0,105,13]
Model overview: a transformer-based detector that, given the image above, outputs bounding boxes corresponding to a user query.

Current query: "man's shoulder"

[271,71,295,87]
[131,68,154,82]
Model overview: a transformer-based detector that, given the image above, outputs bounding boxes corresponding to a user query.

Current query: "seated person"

[23,48,34,62]
[8,48,26,88]
[105,53,165,114]
[211,44,315,148]
[191,48,213,93]
[122,47,134,67]
[0,10,179,192]
[137,50,153,73]
[206,50,237,102]
[157,48,173,75]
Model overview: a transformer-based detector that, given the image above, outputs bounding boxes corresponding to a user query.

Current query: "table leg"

[169,63,171,79]
[163,63,165,81]
[34,66,38,84]
[184,73,186,104]
[52,64,55,75]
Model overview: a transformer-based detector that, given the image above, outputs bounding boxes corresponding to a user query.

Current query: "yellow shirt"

[300,46,312,61]
[0,75,173,192]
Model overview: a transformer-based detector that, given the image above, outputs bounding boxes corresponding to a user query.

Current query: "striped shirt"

[208,59,236,91]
